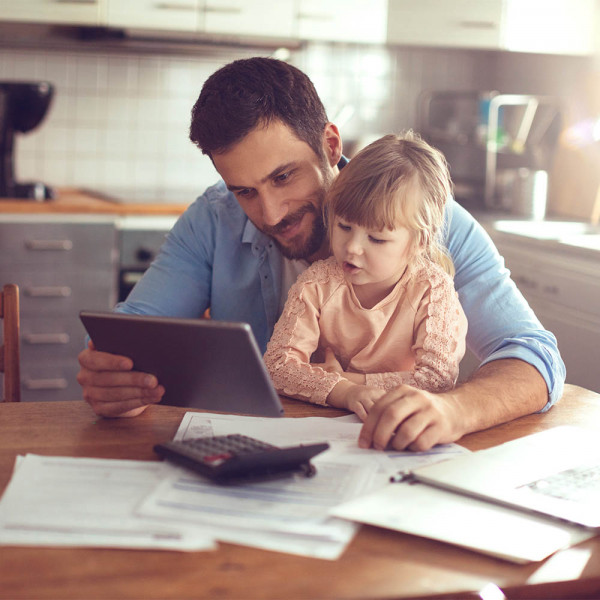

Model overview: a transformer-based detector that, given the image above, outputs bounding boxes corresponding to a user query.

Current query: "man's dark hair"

[189,57,329,159]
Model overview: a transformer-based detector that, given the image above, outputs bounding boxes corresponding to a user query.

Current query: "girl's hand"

[316,347,344,375]
[326,380,386,421]
[316,348,366,384]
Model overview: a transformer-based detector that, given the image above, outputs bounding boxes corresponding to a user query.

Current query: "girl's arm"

[263,273,344,406]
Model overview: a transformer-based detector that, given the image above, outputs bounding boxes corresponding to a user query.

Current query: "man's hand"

[77,340,165,417]
[326,379,386,421]
[358,359,549,452]
[358,385,462,451]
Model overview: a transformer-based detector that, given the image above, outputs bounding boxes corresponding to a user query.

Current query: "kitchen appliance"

[419,90,561,214]
[0,81,55,201]
[116,216,178,302]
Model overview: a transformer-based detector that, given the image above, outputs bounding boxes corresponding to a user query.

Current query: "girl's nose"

[345,235,364,256]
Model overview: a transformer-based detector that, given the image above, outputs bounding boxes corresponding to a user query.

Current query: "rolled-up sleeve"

[444,200,565,410]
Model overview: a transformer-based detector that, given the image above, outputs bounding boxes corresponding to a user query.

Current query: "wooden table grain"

[1,385,599,600]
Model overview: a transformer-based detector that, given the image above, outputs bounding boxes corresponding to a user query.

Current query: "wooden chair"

[0,284,20,402]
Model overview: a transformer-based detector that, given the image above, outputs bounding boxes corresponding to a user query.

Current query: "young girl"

[263,132,467,421]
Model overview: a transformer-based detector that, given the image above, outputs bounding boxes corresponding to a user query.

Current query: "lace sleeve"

[366,267,467,393]
[264,263,343,406]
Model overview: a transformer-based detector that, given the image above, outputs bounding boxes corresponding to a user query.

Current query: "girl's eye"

[368,236,386,244]
[337,222,351,232]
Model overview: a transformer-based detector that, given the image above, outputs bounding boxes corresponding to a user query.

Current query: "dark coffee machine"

[0,81,55,200]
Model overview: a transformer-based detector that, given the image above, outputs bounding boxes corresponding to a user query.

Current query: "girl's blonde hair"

[325,131,455,275]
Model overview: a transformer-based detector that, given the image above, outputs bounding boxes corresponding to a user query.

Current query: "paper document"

[175,411,470,477]
[0,412,470,559]
[133,410,470,559]
[0,454,215,551]
[331,481,594,563]
[138,460,370,559]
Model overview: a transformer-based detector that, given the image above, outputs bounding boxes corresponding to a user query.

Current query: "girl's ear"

[322,123,343,167]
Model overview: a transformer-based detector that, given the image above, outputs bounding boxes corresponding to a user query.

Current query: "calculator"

[154,434,329,484]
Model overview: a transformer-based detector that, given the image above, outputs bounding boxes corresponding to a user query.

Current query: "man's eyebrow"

[226,162,297,192]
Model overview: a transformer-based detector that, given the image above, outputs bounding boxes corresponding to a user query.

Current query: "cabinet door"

[297,0,388,44]
[527,297,600,394]
[203,0,295,39]
[0,0,104,25]
[107,0,200,32]
[387,0,503,49]
[503,0,597,56]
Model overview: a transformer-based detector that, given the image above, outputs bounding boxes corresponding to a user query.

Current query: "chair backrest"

[0,284,21,402]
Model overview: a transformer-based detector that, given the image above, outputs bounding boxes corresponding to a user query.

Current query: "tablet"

[79,311,284,417]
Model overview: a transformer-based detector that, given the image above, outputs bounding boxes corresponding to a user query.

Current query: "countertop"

[473,211,600,262]
[1,191,598,261]
[0,188,189,216]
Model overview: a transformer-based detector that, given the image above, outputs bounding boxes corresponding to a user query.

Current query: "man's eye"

[274,172,291,184]
[236,189,253,198]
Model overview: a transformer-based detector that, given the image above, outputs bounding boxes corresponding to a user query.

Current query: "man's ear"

[322,123,343,167]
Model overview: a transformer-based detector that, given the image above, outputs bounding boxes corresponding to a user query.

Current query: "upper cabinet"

[203,1,295,39]
[0,0,105,26]
[1,0,598,54]
[107,0,201,33]
[388,0,503,50]
[502,0,597,55]
[296,0,388,44]
[387,0,599,55]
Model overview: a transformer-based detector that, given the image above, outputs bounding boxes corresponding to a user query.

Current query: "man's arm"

[358,199,565,451]
[446,199,565,408]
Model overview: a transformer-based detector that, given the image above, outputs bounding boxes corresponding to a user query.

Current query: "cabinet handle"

[26,239,74,251]
[154,2,197,10]
[204,5,242,14]
[458,20,497,29]
[24,333,71,345]
[297,12,334,21]
[23,378,69,390]
[24,286,72,298]
[54,0,97,4]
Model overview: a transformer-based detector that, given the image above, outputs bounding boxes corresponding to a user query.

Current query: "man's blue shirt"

[118,179,565,410]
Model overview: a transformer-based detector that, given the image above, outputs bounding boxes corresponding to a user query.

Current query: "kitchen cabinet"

[489,231,600,393]
[0,216,118,402]
[203,1,295,39]
[296,0,388,44]
[0,0,105,26]
[388,0,503,50]
[107,0,201,33]
[387,0,598,56]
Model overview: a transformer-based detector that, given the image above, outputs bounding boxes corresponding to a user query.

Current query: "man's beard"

[260,162,333,260]
[263,202,327,260]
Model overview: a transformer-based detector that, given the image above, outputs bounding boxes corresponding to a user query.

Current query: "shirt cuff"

[479,337,566,412]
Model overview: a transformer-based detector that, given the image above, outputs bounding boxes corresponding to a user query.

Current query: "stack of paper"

[0,412,467,560]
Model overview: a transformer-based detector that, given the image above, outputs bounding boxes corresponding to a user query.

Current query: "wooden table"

[1,385,600,600]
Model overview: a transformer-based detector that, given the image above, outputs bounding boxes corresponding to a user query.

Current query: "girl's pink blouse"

[264,257,467,405]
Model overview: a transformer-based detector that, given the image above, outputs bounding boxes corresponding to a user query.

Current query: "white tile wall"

[0,43,499,201]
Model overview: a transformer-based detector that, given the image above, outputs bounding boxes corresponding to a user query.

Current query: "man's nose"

[260,191,288,227]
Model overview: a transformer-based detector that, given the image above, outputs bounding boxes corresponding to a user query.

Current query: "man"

[77,57,565,451]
